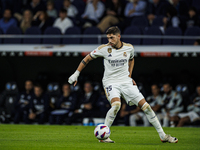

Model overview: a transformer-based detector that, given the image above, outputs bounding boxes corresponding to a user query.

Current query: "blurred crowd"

[0,79,199,127]
[0,0,199,35]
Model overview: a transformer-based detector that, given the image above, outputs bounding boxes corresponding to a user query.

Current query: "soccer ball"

[94,124,110,140]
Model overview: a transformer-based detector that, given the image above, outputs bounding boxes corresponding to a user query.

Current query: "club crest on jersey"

[123,52,127,57]
[107,48,112,53]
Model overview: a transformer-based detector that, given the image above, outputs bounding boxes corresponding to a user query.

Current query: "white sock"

[141,102,166,140]
[104,102,121,128]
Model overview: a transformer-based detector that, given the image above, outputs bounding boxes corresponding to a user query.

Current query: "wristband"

[74,70,80,76]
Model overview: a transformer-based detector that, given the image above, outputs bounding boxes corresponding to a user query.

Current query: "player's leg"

[138,99,178,143]
[104,97,121,127]
[99,97,121,143]
[138,99,165,138]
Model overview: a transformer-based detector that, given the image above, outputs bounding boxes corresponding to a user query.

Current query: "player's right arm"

[68,54,93,86]
[68,45,105,86]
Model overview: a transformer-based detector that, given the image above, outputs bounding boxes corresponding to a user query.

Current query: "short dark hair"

[60,8,67,14]
[34,83,43,89]
[106,26,121,35]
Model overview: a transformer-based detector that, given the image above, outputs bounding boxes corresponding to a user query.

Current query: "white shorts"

[178,111,200,122]
[104,81,144,106]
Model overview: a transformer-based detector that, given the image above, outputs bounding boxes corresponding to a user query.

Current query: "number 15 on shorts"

[106,85,112,96]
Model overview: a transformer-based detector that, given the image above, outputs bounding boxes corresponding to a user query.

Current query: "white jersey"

[90,42,134,86]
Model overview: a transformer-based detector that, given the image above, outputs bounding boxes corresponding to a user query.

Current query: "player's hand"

[68,70,80,86]
[132,79,136,85]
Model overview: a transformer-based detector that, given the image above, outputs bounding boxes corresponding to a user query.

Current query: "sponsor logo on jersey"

[107,48,112,53]
[93,50,96,53]
[108,59,127,67]
[108,54,112,57]
[123,52,127,57]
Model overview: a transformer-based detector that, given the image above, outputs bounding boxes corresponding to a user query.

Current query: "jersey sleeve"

[130,45,134,59]
[90,45,105,59]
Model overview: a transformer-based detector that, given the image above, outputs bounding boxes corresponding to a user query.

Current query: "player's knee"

[141,102,152,114]
[111,101,121,115]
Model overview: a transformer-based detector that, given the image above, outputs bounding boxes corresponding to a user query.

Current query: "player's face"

[34,87,43,97]
[84,83,92,93]
[62,84,70,94]
[107,34,121,48]
[151,85,159,96]
[25,81,33,91]
[163,84,172,94]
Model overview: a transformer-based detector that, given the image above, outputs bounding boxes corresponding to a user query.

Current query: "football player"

[68,26,178,143]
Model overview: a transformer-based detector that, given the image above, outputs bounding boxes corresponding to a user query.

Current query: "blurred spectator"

[124,0,146,18]
[46,0,57,18]
[53,8,73,34]
[162,5,180,30]
[25,0,46,15]
[120,102,141,126]
[32,11,53,33]
[49,83,77,125]
[170,85,200,127]
[71,81,100,124]
[169,0,188,17]
[0,82,18,123]
[194,39,200,46]
[26,84,49,124]
[63,0,78,18]
[14,9,33,33]
[80,0,105,28]
[186,7,199,28]
[14,80,33,124]
[162,82,183,127]
[128,84,163,126]
[147,0,169,25]
[95,91,110,117]
[97,0,125,33]
[0,9,17,33]
[117,0,147,32]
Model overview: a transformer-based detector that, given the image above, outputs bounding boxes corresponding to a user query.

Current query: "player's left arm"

[128,58,136,85]
[128,58,134,78]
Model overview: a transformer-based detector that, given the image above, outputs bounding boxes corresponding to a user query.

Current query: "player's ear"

[118,34,121,39]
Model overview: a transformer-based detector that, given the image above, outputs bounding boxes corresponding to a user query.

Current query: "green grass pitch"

[0,125,200,150]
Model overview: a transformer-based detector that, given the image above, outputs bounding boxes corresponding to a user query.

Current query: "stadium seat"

[63,26,81,44]
[43,27,62,44]
[4,26,22,44]
[163,27,182,45]
[183,27,200,45]
[131,16,149,31]
[143,26,162,45]
[46,82,61,111]
[82,27,101,44]
[23,27,41,44]
[123,26,142,45]
[0,82,18,123]
[176,84,190,112]
[152,16,164,27]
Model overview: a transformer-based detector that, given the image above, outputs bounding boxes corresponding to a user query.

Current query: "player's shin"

[141,102,166,140]
[104,101,121,128]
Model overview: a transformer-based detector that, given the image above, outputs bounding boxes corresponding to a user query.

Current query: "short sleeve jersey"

[90,42,134,86]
